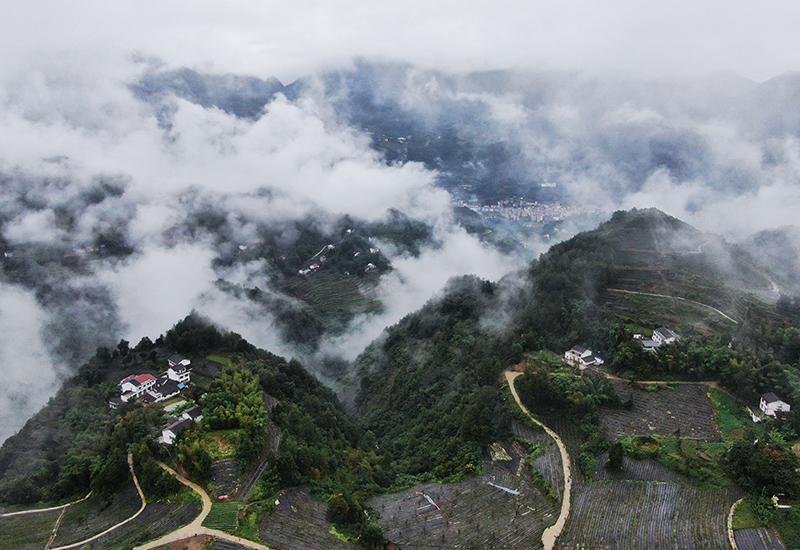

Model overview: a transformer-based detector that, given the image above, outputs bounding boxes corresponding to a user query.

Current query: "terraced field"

[368,466,558,550]
[0,508,61,550]
[557,481,740,550]
[259,487,352,550]
[57,500,201,550]
[593,453,693,484]
[50,480,142,547]
[212,457,240,498]
[735,527,788,550]
[513,421,564,501]
[601,382,720,441]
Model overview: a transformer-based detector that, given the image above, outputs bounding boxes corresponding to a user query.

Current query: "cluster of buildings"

[452,199,599,224]
[634,327,681,351]
[110,355,193,408]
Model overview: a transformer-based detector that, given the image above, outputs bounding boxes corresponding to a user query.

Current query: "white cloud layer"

[3,1,800,81]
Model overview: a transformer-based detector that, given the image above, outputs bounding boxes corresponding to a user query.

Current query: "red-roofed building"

[120,374,157,402]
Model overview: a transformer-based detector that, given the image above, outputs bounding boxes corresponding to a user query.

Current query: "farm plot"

[0,508,61,550]
[556,480,741,550]
[735,528,788,550]
[213,540,249,550]
[57,501,201,550]
[513,421,563,501]
[202,502,239,532]
[259,487,352,550]
[368,468,558,550]
[593,453,693,484]
[212,457,240,498]
[50,480,142,547]
[601,382,720,440]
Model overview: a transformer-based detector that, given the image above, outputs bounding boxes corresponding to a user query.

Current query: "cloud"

[0,284,62,442]
[3,1,800,82]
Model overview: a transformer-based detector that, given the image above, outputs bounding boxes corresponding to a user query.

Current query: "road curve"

[135,463,275,550]
[505,370,572,550]
[49,453,147,550]
[607,288,739,324]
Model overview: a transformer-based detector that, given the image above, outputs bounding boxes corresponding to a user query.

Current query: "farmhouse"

[116,356,193,405]
[565,345,604,367]
[159,405,204,445]
[653,327,680,345]
[119,374,157,402]
[760,392,791,417]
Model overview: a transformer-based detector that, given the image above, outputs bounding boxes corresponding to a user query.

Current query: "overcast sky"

[4,0,800,82]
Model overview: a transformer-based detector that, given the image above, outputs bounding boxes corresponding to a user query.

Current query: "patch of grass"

[0,510,60,550]
[620,435,731,487]
[237,500,273,542]
[732,499,767,530]
[201,502,239,532]
[203,430,238,459]
[773,507,800,549]
[708,386,754,437]
[207,355,233,368]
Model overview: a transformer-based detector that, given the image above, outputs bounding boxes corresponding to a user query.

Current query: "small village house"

[564,345,604,368]
[760,392,791,417]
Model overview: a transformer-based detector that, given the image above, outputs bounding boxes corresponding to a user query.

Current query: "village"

[110,353,205,447]
[566,326,792,425]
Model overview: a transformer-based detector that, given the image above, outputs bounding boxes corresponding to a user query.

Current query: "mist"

[2,3,800,442]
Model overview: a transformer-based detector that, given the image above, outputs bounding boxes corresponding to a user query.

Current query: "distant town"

[452,198,601,223]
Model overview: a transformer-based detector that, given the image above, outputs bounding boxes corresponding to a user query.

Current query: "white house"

[653,327,680,345]
[159,406,203,445]
[565,346,604,367]
[119,374,157,402]
[167,365,191,384]
[760,392,791,417]
[168,354,191,368]
[159,418,191,445]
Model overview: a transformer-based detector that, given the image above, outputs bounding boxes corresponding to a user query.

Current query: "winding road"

[134,463,275,550]
[607,288,739,324]
[505,370,572,550]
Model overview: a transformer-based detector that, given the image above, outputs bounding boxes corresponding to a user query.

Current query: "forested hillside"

[354,207,800,481]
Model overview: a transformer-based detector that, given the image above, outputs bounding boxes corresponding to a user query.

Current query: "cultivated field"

[57,500,201,550]
[601,382,720,440]
[0,508,61,550]
[513,421,564,501]
[212,457,240,498]
[593,453,693,484]
[368,465,558,550]
[735,528,788,550]
[259,487,352,550]
[51,480,142,547]
[557,481,741,550]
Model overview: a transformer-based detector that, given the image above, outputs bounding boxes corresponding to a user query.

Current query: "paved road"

[505,370,572,550]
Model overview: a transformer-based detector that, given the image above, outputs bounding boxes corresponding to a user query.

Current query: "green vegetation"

[732,498,766,530]
[708,386,751,437]
[202,502,240,531]
[0,509,60,550]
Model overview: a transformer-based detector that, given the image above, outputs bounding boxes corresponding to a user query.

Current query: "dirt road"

[135,463,275,550]
[505,370,572,550]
